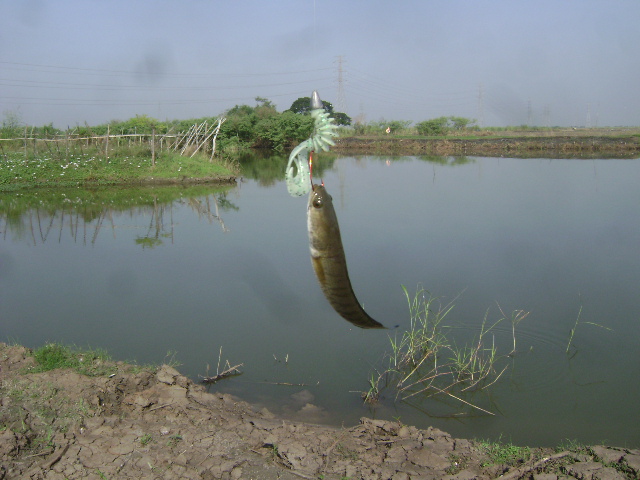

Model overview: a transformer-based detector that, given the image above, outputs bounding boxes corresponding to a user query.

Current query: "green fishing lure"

[285,90,338,196]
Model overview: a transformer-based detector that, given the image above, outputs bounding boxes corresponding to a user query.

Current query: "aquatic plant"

[565,304,612,355]
[363,285,528,415]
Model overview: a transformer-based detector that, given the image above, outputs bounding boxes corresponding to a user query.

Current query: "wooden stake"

[151,126,156,166]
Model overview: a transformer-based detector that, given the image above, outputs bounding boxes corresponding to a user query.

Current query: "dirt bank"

[1,344,639,480]
[333,133,640,158]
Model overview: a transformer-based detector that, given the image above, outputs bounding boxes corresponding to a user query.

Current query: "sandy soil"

[1,343,639,480]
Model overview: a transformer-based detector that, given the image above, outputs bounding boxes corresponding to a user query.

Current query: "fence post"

[151,127,156,166]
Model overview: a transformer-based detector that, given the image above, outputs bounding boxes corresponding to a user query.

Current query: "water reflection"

[0,185,237,247]
[1,155,639,448]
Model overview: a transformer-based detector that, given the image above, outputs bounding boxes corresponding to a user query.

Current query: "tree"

[226,104,254,116]
[416,117,450,136]
[449,116,476,130]
[288,96,334,115]
[255,96,275,109]
[1,109,22,138]
[416,116,476,136]
[288,96,352,125]
[332,112,352,126]
[384,120,412,133]
[254,96,277,119]
[254,111,314,151]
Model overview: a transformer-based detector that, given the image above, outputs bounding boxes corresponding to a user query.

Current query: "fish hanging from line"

[307,183,386,329]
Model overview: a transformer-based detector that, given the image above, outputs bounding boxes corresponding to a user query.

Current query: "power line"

[0,61,332,79]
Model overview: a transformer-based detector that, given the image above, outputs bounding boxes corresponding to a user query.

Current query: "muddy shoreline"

[2,344,639,480]
[333,134,640,158]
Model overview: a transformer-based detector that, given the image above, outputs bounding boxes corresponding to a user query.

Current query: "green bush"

[416,117,450,136]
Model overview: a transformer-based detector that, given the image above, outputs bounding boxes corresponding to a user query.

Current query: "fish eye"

[312,197,323,208]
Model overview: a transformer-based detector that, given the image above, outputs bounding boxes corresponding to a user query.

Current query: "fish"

[307,184,385,329]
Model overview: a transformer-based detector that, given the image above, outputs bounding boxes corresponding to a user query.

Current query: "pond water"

[1,154,639,447]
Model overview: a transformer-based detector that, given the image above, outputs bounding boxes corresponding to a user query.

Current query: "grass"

[167,434,183,447]
[0,145,238,191]
[477,437,532,467]
[28,342,117,377]
[565,304,612,355]
[0,376,92,453]
[363,285,528,415]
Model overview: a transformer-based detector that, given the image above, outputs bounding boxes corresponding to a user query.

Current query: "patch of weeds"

[0,377,93,456]
[28,343,117,377]
[33,427,56,450]
[167,434,182,447]
[335,443,359,461]
[139,433,153,446]
[125,363,157,375]
[556,438,588,455]
[477,438,531,467]
[566,304,612,355]
[446,453,468,474]
[164,349,181,368]
[268,443,279,462]
[365,285,527,416]
[588,446,635,478]
[361,371,381,405]
[95,470,110,480]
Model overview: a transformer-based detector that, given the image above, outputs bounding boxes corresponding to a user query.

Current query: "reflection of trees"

[0,187,238,247]
[1,207,119,246]
[135,197,174,248]
[184,192,238,233]
[237,151,335,185]
[416,155,475,166]
[353,155,475,166]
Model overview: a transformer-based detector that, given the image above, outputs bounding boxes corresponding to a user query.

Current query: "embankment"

[333,135,640,158]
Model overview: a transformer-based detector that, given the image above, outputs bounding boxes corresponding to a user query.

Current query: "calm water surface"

[1,155,639,447]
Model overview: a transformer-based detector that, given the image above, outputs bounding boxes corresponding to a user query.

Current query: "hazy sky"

[1,0,639,128]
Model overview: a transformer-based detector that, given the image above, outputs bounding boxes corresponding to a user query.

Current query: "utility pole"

[335,55,347,113]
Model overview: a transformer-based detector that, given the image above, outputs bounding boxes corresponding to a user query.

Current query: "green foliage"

[416,117,450,136]
[363,285,526,415]
[287,96,351,126]
[1,110,23,138]
[449,116,475,130]
[0,143,237,190]
[30,343,117,376]
[219,104,258,145]
[253,110,314,151]
[288,96,334,115]
[416,116,477,136]
[332,112,352,126]
[477,438,531,467]
[352,120,412,135]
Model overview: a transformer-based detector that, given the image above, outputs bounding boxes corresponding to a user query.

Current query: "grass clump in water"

[29,342,117,377]
[363,285,529,415]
